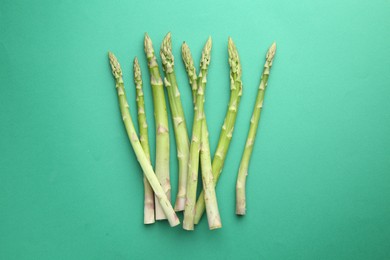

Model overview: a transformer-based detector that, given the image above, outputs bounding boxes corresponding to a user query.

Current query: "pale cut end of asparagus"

[160,32,174,73]
[175,197,186,212]
[108,52,123,81]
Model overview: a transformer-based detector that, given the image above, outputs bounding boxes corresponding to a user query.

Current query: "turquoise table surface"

[1,0,389,259]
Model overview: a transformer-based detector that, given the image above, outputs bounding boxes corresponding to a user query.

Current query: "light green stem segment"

[194,37,243,224]
[108,52,179,227]
[236,42,276,215]
[182,42,221,230]
[144,33,171,220]
[133,57,155,224]
[160,33,190,212]
[183,37,212,231]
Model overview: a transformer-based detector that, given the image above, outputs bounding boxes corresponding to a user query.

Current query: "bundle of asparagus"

[107,33,277,231]
[108,52,179,227]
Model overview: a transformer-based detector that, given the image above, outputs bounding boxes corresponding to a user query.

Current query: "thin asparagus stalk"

[160,32,190,211]
[133,57,155,224]
[236,43,276,215]
[193,37,243,224]
[182,42,221,230]
[144,33,171,220]
[108,52,179,227]
[183,37,212,230]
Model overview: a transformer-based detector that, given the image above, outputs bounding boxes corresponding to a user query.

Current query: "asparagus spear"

[108,52,179,227]
[160,33,190,211]
[183,37,212,230]
[133,57,155,224]
[236,43,276,215]
[144,33,171,220]
[182,42,222,230]
[193,37,243,224]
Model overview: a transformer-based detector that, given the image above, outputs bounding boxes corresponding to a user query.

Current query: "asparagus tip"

[228,37,238,55]
[181,42,197,86]
[108,51,122,79]
[162,32,172,47]
[266,42,276,62]
[160,32,174,71]
[144,33,154,57]
[181,41,188,52]
[181,42,192,66]
[228,37,241,79]
[133,56,142,82]
[200,37,212,69]
[206,36,212,52]
[228,36,233,45]
[161,32,172,52]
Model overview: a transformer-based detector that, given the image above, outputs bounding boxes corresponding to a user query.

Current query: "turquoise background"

[1,0,389,259]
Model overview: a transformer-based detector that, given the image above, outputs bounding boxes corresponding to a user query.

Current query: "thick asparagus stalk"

[160,33,190,211]
[133,57,155,224]
[183,37,212,230]
[236,43,276,215]
[108,52,179,227]
[181,42,221,230]
[144,33,171,220]
[193,37,243,224]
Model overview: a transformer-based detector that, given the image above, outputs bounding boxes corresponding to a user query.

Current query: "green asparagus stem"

[193,37,243,224]
[160,33,190,211]
[133,57,155,224]
[236,42,276,215]
[181,42,221,230]
[183,37,212,230]
[108,52,179,227]
[144,33,171,220]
